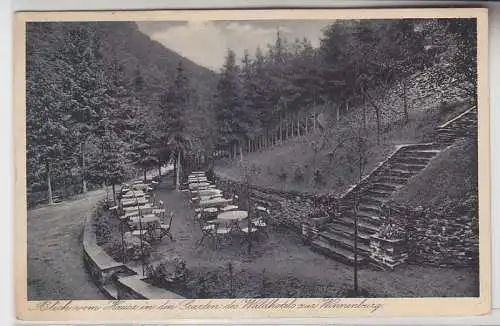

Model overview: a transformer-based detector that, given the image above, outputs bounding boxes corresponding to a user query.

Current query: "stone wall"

[82,208,131,293]
[386,202,479,267]
[214,175,338,232]
[116,276,184,300]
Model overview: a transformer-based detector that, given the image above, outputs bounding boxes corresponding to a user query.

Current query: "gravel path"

[27,189,106,300]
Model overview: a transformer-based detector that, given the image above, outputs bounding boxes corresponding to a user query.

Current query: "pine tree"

[158,61,192,189]
[214,49,253,159]
[60,23,105,193]
[26,23,75,204]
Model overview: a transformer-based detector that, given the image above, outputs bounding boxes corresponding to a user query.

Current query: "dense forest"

[212,18,476,158]
[26,22,218,205]
[26,19,476,205]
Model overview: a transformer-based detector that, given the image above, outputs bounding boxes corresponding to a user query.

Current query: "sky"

[137,20,334,71]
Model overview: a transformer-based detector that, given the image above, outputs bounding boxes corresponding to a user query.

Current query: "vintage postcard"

[14,7,490,322]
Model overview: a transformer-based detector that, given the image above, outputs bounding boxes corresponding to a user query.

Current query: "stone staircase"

[310,106,478,266]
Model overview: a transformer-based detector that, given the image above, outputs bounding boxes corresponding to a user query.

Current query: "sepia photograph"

[14,8,490,321]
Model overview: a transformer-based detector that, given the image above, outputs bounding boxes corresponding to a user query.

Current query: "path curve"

[27,189,106,300]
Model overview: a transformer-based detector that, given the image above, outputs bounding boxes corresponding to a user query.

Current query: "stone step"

[364,187,394,197]
[374,176,409,185]
[358,203,383,215]
[398,150,439,158]
[399,143,439,151]
[343,210,384,225]
[378,168,417,178]
[359,195,387,207]
[390,163,427,172]
[310,239,367,266]
[370,182,401,191]
[327,223,373,245]
[335,217,380,234]
[389,156,431,165]
[319,230,372,253]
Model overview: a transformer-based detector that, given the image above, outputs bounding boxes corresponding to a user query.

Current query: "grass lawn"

[113,179,479,299]
[392,137,478,211]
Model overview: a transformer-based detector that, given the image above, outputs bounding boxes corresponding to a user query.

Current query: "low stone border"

[82,200,186,300]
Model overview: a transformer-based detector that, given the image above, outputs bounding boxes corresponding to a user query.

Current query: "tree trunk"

[239,143,243,162]
[173,155,177,185]
[47,163,53,205]
[402,81,409,124]
[81,142,87,194]
[363,89,382,144]
[336,104,340,123]
[112,184,116,205]
[247,138,251,154]
[281,120,284,143]
[285,116,289,139]
[353,191,359,296]
[143,169,147,183]
[297,116,300,137]
[158,162,162,178]
[313,112,316,133]
[176,151,181,191]
[305,114,308,134]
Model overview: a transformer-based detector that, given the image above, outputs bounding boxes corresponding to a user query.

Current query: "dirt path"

[27,189,106,300]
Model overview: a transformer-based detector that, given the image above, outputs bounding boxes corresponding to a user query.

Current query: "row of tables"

[187,172,247,223]
[117,180,166,232]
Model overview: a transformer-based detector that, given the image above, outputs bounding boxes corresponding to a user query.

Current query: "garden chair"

[238,220,259,245]
[213,222,232,248]
[219,204,239,212]
[160,212,174,241]
[196,218,217,247]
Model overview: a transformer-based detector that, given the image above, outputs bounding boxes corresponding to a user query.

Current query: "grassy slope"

[216,100,472,196]
[392,137,478,210]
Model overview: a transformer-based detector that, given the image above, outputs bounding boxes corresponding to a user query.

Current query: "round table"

[217,210,248,221]
[189,182,210,189]
[199,197,231,208]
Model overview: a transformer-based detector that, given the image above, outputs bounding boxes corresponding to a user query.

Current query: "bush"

[293,166,304,182]
[95,218,112,245]
[278,168,287,181]
[121,232,152,260]
[376,223,406,240]
[313,169,323,185]
[146,255,187,286]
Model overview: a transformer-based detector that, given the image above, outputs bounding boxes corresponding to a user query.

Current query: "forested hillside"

[26,22,217,206]
[213,18,477,194]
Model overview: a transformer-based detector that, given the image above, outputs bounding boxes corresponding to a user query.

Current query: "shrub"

[293,166,304,182]
[121,232,152,260]
[103,240,126,262]
[376,223,406,240]
[278,168,287,181]
[313,169,323,185]
[95,218,112,245]
[146,255,187,286]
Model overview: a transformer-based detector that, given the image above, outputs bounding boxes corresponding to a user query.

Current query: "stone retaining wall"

[386,203,479,267]
[214,175,338,232]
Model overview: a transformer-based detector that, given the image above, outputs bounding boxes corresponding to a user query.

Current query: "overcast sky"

[137,20,334,71]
